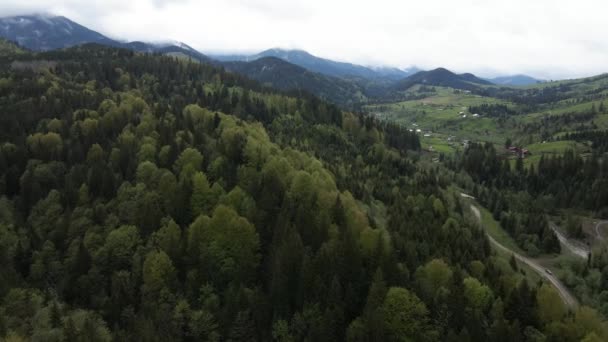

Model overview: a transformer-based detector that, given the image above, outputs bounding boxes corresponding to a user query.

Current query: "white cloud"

[1,0,607,78]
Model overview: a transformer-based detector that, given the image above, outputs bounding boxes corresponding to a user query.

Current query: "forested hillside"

[451,141,608,313]
[0,43,606,341]
[221,57,368,107]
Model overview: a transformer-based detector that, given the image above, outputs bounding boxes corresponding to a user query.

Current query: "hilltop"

[395,68,493,92]
[222,56,367,106]
[0,14,210,62]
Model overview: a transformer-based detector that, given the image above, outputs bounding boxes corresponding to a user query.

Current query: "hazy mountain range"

[213,48,419,80]
[0,14,546,106]
[487,75,543,86]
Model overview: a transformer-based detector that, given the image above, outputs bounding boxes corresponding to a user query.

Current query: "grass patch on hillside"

[477,204,526,254]
[459,194,541,284]
[526,140,586,154]
[523,100,607,122]
[421,135,459,154]
[511,140,590,169]
[494,247,542,285]
[520,74,608,90]
[368,78,608,157]
[366,86,515,144]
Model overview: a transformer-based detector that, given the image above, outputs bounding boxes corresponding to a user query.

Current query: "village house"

[508,146,530,158]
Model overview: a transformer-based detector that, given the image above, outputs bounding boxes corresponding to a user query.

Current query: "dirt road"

[549,222,590,260]
[469,205,579,309]
[595,221,608,240]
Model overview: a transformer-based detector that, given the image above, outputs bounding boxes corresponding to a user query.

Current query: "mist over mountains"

[0,14,541,86]
[0,14,551,108]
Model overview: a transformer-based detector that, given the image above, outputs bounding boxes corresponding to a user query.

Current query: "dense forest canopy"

[0,42,606,342]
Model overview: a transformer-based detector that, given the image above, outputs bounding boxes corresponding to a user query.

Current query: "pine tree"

[509,255,518,271]
[229,310,257,342]
[49,301,62,328]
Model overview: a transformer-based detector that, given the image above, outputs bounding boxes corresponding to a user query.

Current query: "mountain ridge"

[487,74,542,86]
[395,67,493,91]
[213,48,419,80]
[222,56,367,106]
[0,14,115,51]
[0,14,210,62]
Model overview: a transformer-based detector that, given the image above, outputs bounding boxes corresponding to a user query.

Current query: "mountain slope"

[395,67,493,91]
[222,57,367,106]
[489,74,542,86]
[0,14,116,51]
[0,15,210,62]
[0,15,364,105]
[214,48,416,80]
[125,41,210,62]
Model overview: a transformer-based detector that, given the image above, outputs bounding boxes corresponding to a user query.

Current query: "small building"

[508,146,530,158]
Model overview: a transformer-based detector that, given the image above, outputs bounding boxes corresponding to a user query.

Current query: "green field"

[366,86,517,147]
[420,134,459,154]
[367,77,608,164]
[515,140,591,168]
[525,140,587,154]
[520,73,608,91]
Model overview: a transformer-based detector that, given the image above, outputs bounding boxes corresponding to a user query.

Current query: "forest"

[449,140,608,316]
[0,43,607,341]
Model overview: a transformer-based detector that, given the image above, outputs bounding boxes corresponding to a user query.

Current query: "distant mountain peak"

[0,14,210,62]
[433,67,451,73]
[156,40,198,52]
[488,74,542,86]
[0,14,113,51]
[213,48,417,81]
[395,67,492,91]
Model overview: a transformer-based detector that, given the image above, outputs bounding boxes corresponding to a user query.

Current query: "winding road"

[594,221,608,241]
[549,222,590,259]
[469,204,579,309]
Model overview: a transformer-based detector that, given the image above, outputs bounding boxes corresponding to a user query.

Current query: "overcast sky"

[2,0,607,79]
